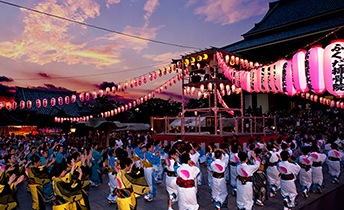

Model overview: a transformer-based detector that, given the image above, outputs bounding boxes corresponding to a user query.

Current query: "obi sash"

[236,175,252,185]
[280,173,294,180]
[212,172,225,179]
[176,177,194,188]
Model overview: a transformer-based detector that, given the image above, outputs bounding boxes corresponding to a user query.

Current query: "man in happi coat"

[278,151,301,210]
[309,144,326,193]
[210,149,229,209]
[176,153,200,210]
[236,151,260,210]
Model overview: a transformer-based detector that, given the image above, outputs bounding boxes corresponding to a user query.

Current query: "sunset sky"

[0,0,271,103]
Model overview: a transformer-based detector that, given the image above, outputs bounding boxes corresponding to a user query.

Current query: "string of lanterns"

[216,39,344,98]
[55,71,186,123]
[216,90,234,115]
[184,82,242,99]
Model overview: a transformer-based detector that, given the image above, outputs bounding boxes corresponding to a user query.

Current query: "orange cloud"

[0,0,121,68]
[194,0,269,25]
[106,0,121,8]
[144,0,160,21]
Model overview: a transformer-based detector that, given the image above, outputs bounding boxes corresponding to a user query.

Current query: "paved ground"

[18,164,344,210]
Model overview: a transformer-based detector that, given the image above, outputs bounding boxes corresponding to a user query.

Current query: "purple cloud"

[0,76,14,82]
[96,81,117,90]
[38,72,51,79]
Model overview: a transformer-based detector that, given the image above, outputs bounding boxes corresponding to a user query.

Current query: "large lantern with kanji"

[306,45,325,94]
[283,60,297,96]
[324,40,344,98]
[274,59,287,93]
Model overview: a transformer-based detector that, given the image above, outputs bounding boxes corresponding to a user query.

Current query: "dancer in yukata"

[229,145,239,196]
[309,144,327,193]
[165,148,179,210]
[265,144,281,197]
[176,153,200,210]
[236,151,260,210]
[326,143,343,184]
[143,142,160,202]
[250,148,268,206]
[278,151,301,210]
[210,149,229,209]
[297,146,312,198]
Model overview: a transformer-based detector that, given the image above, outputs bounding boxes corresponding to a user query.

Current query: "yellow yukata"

[52,173,88,210]
[27,165,51,210]
[115,167,150,210]
[0,171,18,210]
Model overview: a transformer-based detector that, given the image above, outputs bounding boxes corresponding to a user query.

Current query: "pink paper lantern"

[164,83,168,90]
[99,90,104,97]
[169,80,173,86]
[106,87,111,95]
[85,92,90,101]
[36,99,41,108]
[65,96,70,105]
[79,93,84,102]
[283,60,297,96]
[149,73,153,81]
[143,76,147,83]
[245,71,253,93]
[148,94,151,100]
[144,96,148,101]
[58,97,63,105]
[133,101,136,107]
[258,67,266,93]
[269,64,277,93]
[191,87,196,96]
[292,50,309,92]
[71,95,76,103]
[124,82,128,90]
[275,59,287,93]
[51,98,56,106]
[125,105,128,111]
[153,72,157,79]
[324,40,344,98]
[128,103,132,109]
[305,45,325,94]
[20,100,25,109]
[111,110,114,116]
[263,66,270,93]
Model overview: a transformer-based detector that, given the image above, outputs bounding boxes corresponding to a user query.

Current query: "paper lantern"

[51,98,56,106]
[125,104,128,111]
[306,93,310,99]
[158,69,162,77]
[232,85,236,92]
[164,83,168,90]
[138,78,142,86]
[111,110,114,116]
[65,96,70,105]
[169,80,173,86]
[128,103,132,109]
[219,83,224,91]
[117,107,121,113]
[160,86,164,93]
[235,70,242,87]
[200,84,204,92]
[263,66,270,93]
[208,83,213,91]
[133,79,137,87]
[112,86,116,93]
[341,102,344,109]
[275,59,287,93]
[105,87,111,95]
[282,60,297,96]
[140,97,144,103]
[149,73,153,81]
[12,101,17,110]
[163,68,167,75]
[310,94,314,101]
[305,45,325,94]
[71,95,76,103]
[191,87,196,96]
[258,67,266,92]
[79,93,84,102]
[104,112,108,118]
[91,91,97,99]
[143,76,147,84]
[324,40,344,98]
[99,89,103,98]
[221,90,225,96]
[114,109,118,115]
[133,101,136,107]
[245,71,253,93]
[58,97,63,105]
[292,50,309,92]
[27,100,32,109]
[84,92,90,101]
[5,102,11,110]
[36,99,41,108]
[319,97,323,103]
[19,100,25,109]
[314,95,318,102]
[124,82,128,90]
[172,77,177,84]
[337,101,341,108]
[153,72,157,79]
[117,84,122,92]
[269,64,277,93]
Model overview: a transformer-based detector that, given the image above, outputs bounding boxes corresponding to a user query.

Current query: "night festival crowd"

[1,105,344,210]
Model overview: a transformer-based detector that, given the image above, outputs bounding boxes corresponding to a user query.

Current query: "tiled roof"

[14,87,92,117]
[244,0,344,36]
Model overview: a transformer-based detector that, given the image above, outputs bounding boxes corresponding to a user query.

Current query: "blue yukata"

[40,156,54,199]
[143,151,160,200]
[153,145,164,182]
[90,148,103,184]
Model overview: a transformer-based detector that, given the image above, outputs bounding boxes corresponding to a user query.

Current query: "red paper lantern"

[65,96,70,105]
[133,101,136,107]
[152,91,156,98]
[144,95,148,101]
[173,77,177,84]
[71,95,76,103]
[160,86,163,92]
[153,72,157,79]
[79,93,84,102]
[138,78,142,86]
[85,92,90,101]
[124,82,128,90]
[140,97,144,103]
[148,94,151,100]
[36,99,41,108]
[128,103,132,109]
[114,109,118,115]
[134,79,138,87]
[149,73,153,81]
[164,83,168,89]
[27,100,32,109]
[20,100,25,109]
[324,40,344,98]
[12,101,17,110]
[292,50,309,92]
[111,110,114,116]
[143,76,147,84]
[92,91,97,99]
[169,80,173,86]
[58,97,63,105]
[51,98,56,106]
